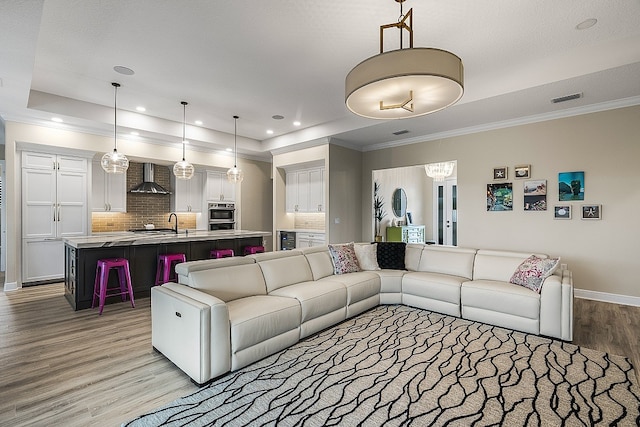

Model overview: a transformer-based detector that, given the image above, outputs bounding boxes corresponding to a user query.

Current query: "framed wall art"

[554,205,571,220]
[559,171,585,201]
[581,204,601,220]
[514,164,530,179]
[487,183,513,211]
[523,179,547,211]
[493,167,508,180]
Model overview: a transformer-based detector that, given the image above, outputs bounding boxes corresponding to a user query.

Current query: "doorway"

[433,178,457,246]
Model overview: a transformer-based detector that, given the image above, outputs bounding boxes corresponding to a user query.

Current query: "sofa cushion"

[404,244,424,271]
[473,250,547,282]
[354,243,380,271]
[319,272,380,306]
[510,255,560,293]
[418,246,476,279]
[328,242,361,274]
[461,280,540,320]
[253,252,314,292]
[376,242,406,270]
[269,280,347,323]
[227,295,301,353]
[188,263,267,302]
[402,271,465,304]
[301,246,335,280]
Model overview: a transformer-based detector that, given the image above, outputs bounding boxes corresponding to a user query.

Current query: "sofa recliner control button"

[175,312,182,318]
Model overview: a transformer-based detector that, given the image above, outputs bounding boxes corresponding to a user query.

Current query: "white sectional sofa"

[152,243,573,385]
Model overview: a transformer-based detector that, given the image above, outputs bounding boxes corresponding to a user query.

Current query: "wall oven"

[208,202,235,231]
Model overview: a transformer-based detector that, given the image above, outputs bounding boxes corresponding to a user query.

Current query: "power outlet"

[334,217,340,224]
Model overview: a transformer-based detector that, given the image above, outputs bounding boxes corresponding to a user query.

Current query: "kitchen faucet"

[168,213,178,234]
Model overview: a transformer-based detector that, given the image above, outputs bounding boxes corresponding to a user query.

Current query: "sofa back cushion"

[302,246,335,280]
[176,256,256,285]
[252,251,314,292]
[473,249,548,282]
[418,246,477,279]
[405,244,424,271]
[188,263,267,302]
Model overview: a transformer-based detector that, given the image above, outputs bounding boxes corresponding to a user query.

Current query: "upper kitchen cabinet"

[286,167,325,213]
[206,171,235,202]
[22,151,88,283]
[171,170,205,213]
[92,160,126,212]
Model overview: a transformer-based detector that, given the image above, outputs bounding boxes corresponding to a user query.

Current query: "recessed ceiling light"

[182,140,189,144]
[51,117,63,123]
[266,129,274,135]
[136,106,146,112]
[226,148,233,152]
[130,131,139,136]
[293,121,301,126]
[272,115,284,120]
[194,120,203,126]
[114,65,135,75]
[576,18,597,30]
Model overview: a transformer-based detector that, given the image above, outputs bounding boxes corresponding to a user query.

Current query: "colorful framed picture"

[559,171,585,201]
[514,164,530,179]
[523,179,547,211]
[581,204,601,220]
[493,167,508,180]
[554,205,571,220]
[487,183,513,211]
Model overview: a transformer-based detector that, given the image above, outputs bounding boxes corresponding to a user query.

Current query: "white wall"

[363,105,640,301]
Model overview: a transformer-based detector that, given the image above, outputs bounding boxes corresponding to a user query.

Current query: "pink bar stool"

[243,245,265,255]
[210,249,234,258]
[155,253,187,286]
[92,258,135,315]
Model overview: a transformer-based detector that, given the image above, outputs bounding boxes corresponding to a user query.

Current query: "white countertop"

[64,229,271,249]
[277,229,325,234]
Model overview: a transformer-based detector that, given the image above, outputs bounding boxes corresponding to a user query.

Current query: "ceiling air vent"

[392,129,410,136]
[551,92,583,104]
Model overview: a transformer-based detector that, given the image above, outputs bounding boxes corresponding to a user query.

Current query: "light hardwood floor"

[1,283,639,427]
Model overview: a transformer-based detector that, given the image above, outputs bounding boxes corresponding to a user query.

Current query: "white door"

[22,168,57,238]
[57,170,88,237]
[432,179,457,246]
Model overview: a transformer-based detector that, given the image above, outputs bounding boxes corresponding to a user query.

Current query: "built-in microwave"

[208,202,235,231]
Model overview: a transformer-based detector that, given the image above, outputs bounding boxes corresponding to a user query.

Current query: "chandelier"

[101,82,129,173]
[425,162,455,182]
[173,101,195,179]
[345,0,464,119]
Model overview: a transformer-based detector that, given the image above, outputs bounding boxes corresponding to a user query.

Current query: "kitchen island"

[63,230,270,310]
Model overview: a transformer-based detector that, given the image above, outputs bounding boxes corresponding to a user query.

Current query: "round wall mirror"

[392,188,407,218]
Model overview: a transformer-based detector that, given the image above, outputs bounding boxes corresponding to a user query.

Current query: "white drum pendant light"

[345,0,464,120]
[173,101,195,180]
[101,82,129,173]
[227,115,244,183]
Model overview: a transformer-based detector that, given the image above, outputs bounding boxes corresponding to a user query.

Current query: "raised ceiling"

[1,0,640,160]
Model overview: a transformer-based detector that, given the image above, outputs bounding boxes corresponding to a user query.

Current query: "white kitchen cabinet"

[92,161,126,212]
[172,170,204,213]
[22,151,88,283]
[206,171,235,202]
[286,167,325,213]
[296,232,326,248]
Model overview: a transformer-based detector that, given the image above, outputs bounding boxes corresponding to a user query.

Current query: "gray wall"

[328,144,362,244]
[362,105,640,299]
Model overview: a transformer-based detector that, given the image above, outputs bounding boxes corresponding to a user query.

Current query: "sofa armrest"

[539,270,574,341]
[152,283,231,384]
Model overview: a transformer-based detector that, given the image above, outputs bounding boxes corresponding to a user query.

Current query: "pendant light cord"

[112,82,120,153]
[233,115,239,167]
[181,101,188,161]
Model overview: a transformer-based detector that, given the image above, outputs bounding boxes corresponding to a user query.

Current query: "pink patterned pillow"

[328,242,361,275]
[509,255,560,293]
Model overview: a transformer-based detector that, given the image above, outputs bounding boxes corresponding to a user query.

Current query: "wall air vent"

[551,92,583,104]
[392,129,410,136]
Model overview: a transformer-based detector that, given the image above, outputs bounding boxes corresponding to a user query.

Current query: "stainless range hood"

[129,163,172,195]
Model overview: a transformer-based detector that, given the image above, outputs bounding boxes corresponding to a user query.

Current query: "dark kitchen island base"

[64,234,265,311]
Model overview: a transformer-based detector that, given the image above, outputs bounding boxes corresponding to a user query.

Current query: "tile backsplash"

[91,162,196,233]
[294,212,325,230]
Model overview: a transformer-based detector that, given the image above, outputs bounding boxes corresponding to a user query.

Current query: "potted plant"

[373,182,387,242]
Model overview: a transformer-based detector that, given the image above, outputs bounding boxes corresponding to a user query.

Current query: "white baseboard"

[4,281,19,292]
[575,289,640,307]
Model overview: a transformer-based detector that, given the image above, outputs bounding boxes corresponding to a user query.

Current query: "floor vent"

[551,92,583,103]
[392,129,409,136]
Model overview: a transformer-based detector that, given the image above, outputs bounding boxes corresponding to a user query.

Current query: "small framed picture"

[493,167,508,180]
[581,204,601,220]
[514,164,531,179]
[406,211,413,225]
[554,205,571,220]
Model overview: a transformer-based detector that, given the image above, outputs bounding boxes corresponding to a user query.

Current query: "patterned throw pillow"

[328,242,361,275]
[354,243,380,271]
[376,242,406,270]
[509,255,560,293]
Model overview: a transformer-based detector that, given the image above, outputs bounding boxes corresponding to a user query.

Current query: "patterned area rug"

[126,305,640,426]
